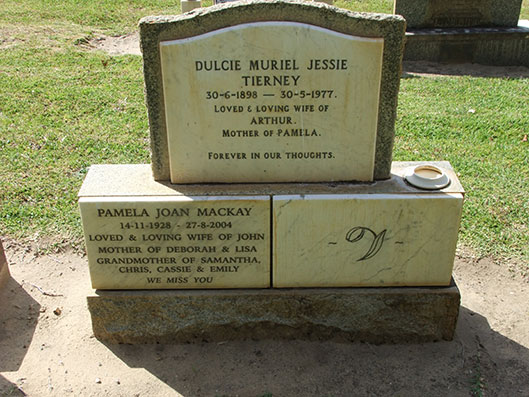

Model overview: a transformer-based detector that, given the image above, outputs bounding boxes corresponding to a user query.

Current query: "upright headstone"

[0,240,10,289]
[140,1,405,182]
[158,22,384,183]
[81,1,463,343]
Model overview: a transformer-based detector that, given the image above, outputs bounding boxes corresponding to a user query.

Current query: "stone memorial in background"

[181,0,201,13]
[396,0,529,66]
[395,0,523,28]
[80,0,464,343]
[0,240,9,289]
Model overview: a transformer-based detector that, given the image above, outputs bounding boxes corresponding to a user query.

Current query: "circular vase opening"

[405,165,450,190]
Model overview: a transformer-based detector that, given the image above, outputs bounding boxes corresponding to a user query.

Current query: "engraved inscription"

[160,22,384,183]
[80,197,270,289]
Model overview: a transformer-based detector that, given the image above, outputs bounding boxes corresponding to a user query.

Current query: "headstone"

[158,22,383,183]
[0,240,10,289]
[81,1,463,343]
[140,1,405,182]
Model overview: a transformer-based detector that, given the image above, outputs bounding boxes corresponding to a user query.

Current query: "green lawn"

[0,0,528,265]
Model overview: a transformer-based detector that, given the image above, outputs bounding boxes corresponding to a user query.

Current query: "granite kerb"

[88,281,460,344]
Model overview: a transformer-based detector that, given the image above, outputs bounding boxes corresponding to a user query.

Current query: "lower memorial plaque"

[79,196,270,289]
[273,193,463,287]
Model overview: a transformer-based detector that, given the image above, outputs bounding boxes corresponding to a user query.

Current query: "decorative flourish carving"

[345,226,387,261]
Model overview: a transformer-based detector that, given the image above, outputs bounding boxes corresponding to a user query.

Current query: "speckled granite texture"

[394,0,523,29]
[88,280,460,344]
[139,0,405,181]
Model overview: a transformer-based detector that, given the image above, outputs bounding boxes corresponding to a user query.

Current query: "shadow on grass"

[100,306,529,396]
[402,60,529,79]
[0,275,41,396]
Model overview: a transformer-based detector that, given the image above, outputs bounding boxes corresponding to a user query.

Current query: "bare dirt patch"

[1,239,528,396]
[82,33,141,56]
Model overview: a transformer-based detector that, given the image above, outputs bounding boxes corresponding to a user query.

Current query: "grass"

[335,0,393,13]
[0,0,528,265]
[0,0,181,35]
[470,353,485,397]
[0,46,149,243]
[395,76,529,261]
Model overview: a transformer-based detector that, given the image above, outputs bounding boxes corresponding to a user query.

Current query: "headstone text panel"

[80,196,270,289]
[160,22,384,183]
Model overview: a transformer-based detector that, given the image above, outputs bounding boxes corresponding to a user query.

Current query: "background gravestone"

[394,0,523,28]
[397,0,529,66]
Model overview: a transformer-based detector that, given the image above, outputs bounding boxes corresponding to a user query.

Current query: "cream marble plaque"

[273,193,463,287]
[80,196,270,289]
[160,22,384,183]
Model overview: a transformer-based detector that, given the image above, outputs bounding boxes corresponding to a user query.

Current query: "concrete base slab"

[88,280,460,344]
[404,21,529,66]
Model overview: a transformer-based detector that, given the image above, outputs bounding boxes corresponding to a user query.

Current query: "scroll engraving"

[345,226,387,261]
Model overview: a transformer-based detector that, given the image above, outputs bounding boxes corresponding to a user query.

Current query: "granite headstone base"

[403,21,529,66]
[0,240,10,289]
[87,280,460,344]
